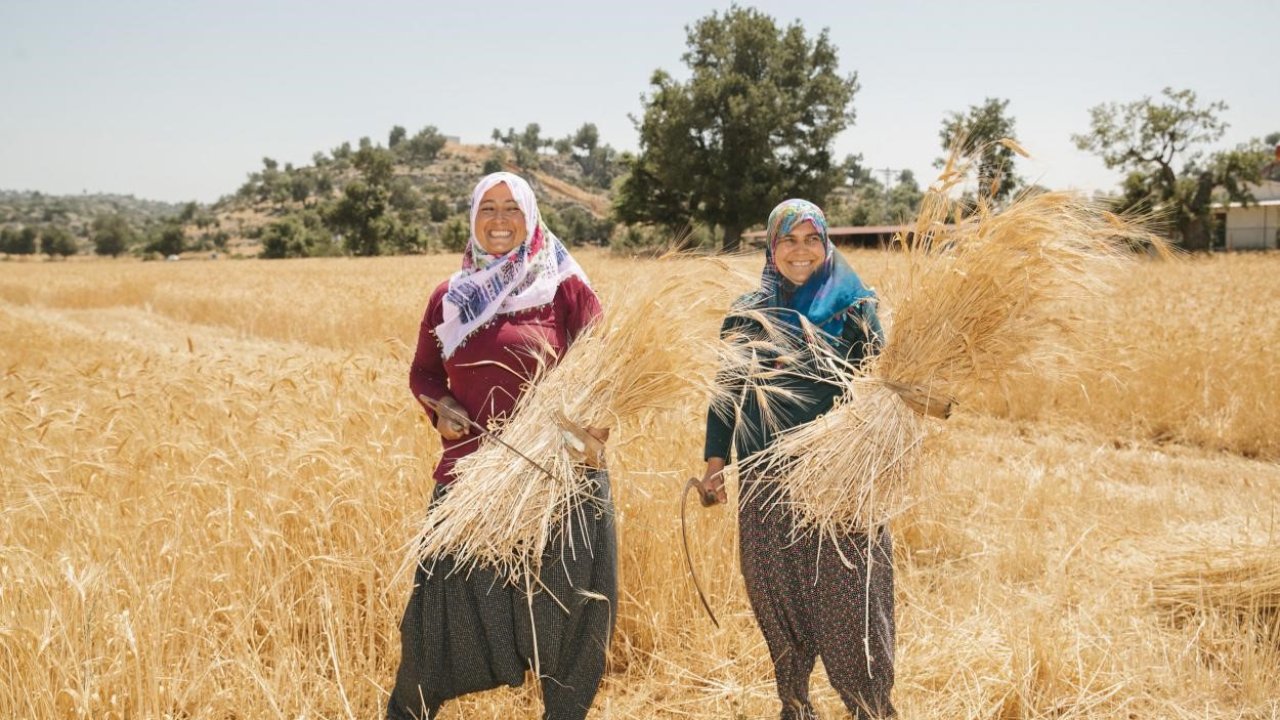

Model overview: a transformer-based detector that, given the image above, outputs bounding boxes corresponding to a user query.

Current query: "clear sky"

[2,0,1277,204]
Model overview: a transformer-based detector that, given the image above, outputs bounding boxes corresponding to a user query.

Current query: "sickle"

[681,477,721,628]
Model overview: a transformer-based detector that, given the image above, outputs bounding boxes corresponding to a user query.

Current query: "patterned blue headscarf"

[762,198,875,337]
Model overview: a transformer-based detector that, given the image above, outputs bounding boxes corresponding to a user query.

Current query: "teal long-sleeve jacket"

[703,291,885,467]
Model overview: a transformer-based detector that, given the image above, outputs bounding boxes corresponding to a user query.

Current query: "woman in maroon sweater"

[388,173,614,720]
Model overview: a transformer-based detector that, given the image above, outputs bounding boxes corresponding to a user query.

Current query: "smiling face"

[772,219,827,285]
[473,182,527,255]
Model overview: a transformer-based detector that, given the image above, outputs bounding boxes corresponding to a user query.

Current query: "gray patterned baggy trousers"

[738,477,896,719]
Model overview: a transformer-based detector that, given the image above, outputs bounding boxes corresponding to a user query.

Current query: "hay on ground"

[1152,543,1280,636]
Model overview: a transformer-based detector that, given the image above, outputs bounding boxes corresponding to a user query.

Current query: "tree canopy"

[937,97,1023,204]
[323,145,424,256]
[1073,87,1271,250]
[92,214,135,257]
[40,225,78,257]
[493,124,550,170]
[614,5,859,252]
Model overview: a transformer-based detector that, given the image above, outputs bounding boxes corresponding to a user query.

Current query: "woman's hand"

[430,395,471,441]
[699,457,728,507]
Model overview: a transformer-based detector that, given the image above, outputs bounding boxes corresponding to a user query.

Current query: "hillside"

[1,135,617,258]
[210,138,617,257]
[0,190,184,253]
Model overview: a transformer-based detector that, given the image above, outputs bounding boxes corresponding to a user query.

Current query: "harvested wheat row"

[1152,544,1280,630]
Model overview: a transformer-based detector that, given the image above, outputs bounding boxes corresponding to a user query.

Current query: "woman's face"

[473,182,527,255]
[773,219,826,285]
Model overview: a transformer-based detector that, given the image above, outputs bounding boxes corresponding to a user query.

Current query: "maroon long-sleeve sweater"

[409,275,602,485]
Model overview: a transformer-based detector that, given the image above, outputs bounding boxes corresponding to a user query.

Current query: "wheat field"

[2,249,1278,719]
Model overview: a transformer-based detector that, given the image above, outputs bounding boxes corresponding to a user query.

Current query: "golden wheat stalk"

[727,148,1164,537]
[406,256,740,579]
[1152,544,1280,627]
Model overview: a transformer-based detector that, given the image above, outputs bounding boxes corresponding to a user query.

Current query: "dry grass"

[1153,543,1280,638]
[2,247,1279,718]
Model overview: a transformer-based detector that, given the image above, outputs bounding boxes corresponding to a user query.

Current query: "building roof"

[1214,179,1280,208]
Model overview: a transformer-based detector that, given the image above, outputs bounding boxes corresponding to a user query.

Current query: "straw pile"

[408,256,736,579]
[1152,544,1280,640]
[736,146,1163,536]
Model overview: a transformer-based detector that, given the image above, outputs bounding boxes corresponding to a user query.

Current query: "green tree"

[403,125,447,164]
[428,196,450,223]
[937,97,1023,204]
[493,123,549,170]
[40,225,77,257]
[354,145,394,185]
[282,170,315,203]
[549,205,614,245]
[1073,87,1271,250]
[388,177,421,213]
[146,223,186,257]
[0,227,17,254]
[483,152,506,175]
[440,216,469,253]
[178,201,199,223]
[555,122,621,189]
[389,125,407,149]
[323,144,419,256]
[13,226,39,255]
[251,156,291,205]
[615,6,859,252]
[260,211,333,259]
[327,181,388,257]
[92,214,134,257]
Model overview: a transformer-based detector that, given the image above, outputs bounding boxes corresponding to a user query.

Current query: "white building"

[1214,147,1280,250]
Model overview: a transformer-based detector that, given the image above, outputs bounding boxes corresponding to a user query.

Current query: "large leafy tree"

[1,226,35,255]
[260,211,332,259]
[388,125,407,149]
[1073,87,1270,250]
[615,5,859,252]
[401,125,447,165]
[92,213,134,257]
[40,225,78,258]
[325,145,424,256]
[937,97,1023,204]
[145,222,186,257]
[12,226,39,255]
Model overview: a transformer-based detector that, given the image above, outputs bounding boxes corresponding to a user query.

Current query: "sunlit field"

[3,249,1278,719]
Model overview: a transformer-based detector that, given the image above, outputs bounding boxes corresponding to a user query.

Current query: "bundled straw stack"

[409,256,737,579]
[740,147,1163,537]
[1152,544,1280,636]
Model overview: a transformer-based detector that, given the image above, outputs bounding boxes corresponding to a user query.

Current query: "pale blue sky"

[2,0,1276,203]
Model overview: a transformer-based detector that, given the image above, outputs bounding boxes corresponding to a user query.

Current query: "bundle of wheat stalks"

[1152,544,1280,634]
[733,147,1163,538]
[408,256,736,579]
